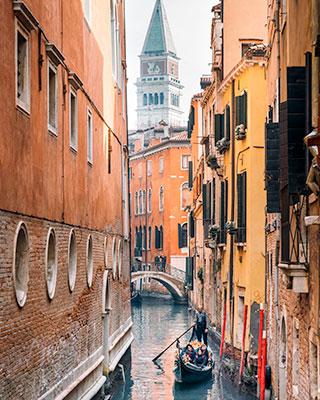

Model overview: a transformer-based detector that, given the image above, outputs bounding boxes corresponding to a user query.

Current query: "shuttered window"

[188,106,195,138]
[214,114,225,144]
[236,172,247,243]
[225,105,231,141]
[203,182,212,239]
[188,161,193,189]
[178,223,188,248]
[189,212,195,238]
[235,91,247,128]
[155,226,160,249]
[219,180,228,244]
[212,178,216,224]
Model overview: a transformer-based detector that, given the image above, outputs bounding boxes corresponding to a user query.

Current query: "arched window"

[149,93,153,105]
[160,92,164,105]
[159,186,164,211]
[181,182,189,209]
[138,226,142,249]
[181,223,188,248]
[143,190,146,214]
[154,93,159,105]
[139,190,142,214]
[46,228,57,299]
[68,229,77,292]
[159,226,163,249]
[148,188,152,213]
[13,222,29,307]
[143,93,147,106]
[135,192,138,215]
[135,227,138,247]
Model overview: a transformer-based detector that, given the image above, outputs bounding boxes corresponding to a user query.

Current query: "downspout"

[274,1,281,397]
[230,79,235,360]
[60,0,65,222]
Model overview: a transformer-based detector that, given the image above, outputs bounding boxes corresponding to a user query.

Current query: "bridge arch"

[131,271,186,303]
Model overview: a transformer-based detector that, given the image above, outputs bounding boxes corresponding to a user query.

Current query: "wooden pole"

[239,304,248,384]
[260,331,267,400]
[220,299,227,359]
[258,303,264,387]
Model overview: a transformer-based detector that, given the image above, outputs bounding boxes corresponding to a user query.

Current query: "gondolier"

[194,306,208,345]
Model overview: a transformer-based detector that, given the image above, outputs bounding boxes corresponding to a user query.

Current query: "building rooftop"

[141,0,177,56]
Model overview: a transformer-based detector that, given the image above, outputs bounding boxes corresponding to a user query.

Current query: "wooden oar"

[152,325,194,362]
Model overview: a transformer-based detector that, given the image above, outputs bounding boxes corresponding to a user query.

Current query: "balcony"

[278,262,308,293]
[216,138,230,154]
[134,247,142,257]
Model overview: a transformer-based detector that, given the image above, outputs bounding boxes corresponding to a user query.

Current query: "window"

[13,222,29,307]
[112,237,117,279]
[178,223,188,248]
[149,93,153,105]
[181,182,189,209]
[148,226,152,249]
[147,160,152,176]
[160,92,164,105]
[129,166,132,180]
[143,226,147,249]
[87,108,93,163]
[46,228,57,299]
[159,157,164,173]
[48,61,58,134]
[154,93,159,105]
[135,191,138,215]
[236,171,247,243]
[237,296,245,343]
[159,186,164,211]
[16,25,30,112]
[181,155,190,170]
[110,0,121,87]
[241,43,250,57]
[139,163,143,178]
[143,93,147,106]
[225,105,231,141]
[148,188,152,213]
[143,190,146,214]
[214,113,225,145]
[84,0,91,26]
[159,226,163,249]
[69,88,78,150]
[235,91,247,129]
[87,235,93,287]
[139,190,142,214]
[68,230,77,292]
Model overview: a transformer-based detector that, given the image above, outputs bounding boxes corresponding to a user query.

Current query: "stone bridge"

[131,265,187,303]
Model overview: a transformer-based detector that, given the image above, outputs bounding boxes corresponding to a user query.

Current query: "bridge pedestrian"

[161,255,166,272]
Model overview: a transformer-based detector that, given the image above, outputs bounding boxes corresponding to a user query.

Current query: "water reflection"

[113,299,254,400]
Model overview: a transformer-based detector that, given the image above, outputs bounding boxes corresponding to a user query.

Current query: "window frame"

[159,186,164,211]
[181,155,190,170]
[87,107,93,164]
[15,21,30,114]
[47,60,58,135]
[181,181,189,210]
[159,157,164,173]
[148,188,152,213]
[69,87,78,151]
[147,160,152,176]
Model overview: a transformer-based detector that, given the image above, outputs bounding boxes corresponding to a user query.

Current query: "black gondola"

[130,292,142,304]
[173,329,214,384]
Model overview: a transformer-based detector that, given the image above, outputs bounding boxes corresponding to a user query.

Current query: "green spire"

[141,0,177,56]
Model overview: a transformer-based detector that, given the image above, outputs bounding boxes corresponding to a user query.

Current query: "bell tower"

[136,0,183,129]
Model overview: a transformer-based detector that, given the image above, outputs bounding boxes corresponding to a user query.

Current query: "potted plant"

[235,124,246,140]
[206,154,219,169]
[208,224,220,238]
[225,220,237,235]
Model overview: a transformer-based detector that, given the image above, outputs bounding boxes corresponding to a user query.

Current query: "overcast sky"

[125,0,218,130]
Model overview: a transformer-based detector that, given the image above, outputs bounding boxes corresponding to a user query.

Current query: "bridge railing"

[131,261,186,283]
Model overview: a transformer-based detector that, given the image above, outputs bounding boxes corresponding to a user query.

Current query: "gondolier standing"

[194,306,208,345]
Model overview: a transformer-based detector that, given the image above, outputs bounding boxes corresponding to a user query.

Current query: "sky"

[125,0,219,130]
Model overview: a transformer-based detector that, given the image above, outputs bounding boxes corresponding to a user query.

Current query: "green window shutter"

[178,224,182,248]
[225,180,228,223]
[243,171,247,241]
[243,91,247,129]
[236,96,240,126]
[221,113,225,139]
[237,174,242,229]
[220,181,225,230]
[212,178,216,224]
[155,226,159,249]
[207,182,212,221]
[225,105,230,141]
[203,183,207,222]
[188,161,193,189]
[189,212,195,238]
[215,114,224,143]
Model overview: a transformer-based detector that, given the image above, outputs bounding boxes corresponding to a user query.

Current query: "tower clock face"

[147,62,161,74]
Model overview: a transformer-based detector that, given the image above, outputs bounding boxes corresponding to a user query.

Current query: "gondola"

[173,329,214,384]
[130,291,142,304]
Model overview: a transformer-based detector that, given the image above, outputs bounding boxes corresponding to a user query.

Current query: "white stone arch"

[86,234,93,288]
[68,229,77,292]
[13,221,30,307]
[112,237,117,279]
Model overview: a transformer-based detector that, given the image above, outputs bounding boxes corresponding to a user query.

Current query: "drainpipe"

[229,79,235,360]
[145,155,148,268]
[60,0,65,222]
[274,1,281,397]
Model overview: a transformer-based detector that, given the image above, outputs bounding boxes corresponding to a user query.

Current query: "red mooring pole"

[257,303,264,386]
[239,304,248,384]
[219,299,227,359]
[260,330,267,400]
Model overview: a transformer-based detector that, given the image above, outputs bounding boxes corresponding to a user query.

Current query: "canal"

[112,298,255,400]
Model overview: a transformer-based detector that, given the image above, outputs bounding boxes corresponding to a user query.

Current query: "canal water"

[113,298,255,400]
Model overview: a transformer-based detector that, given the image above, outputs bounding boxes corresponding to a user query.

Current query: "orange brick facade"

[0,1,132,399]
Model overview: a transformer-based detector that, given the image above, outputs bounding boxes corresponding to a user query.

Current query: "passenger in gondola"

[183,344,195,363]
[200,344,209,364]
[194,348,207,368]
